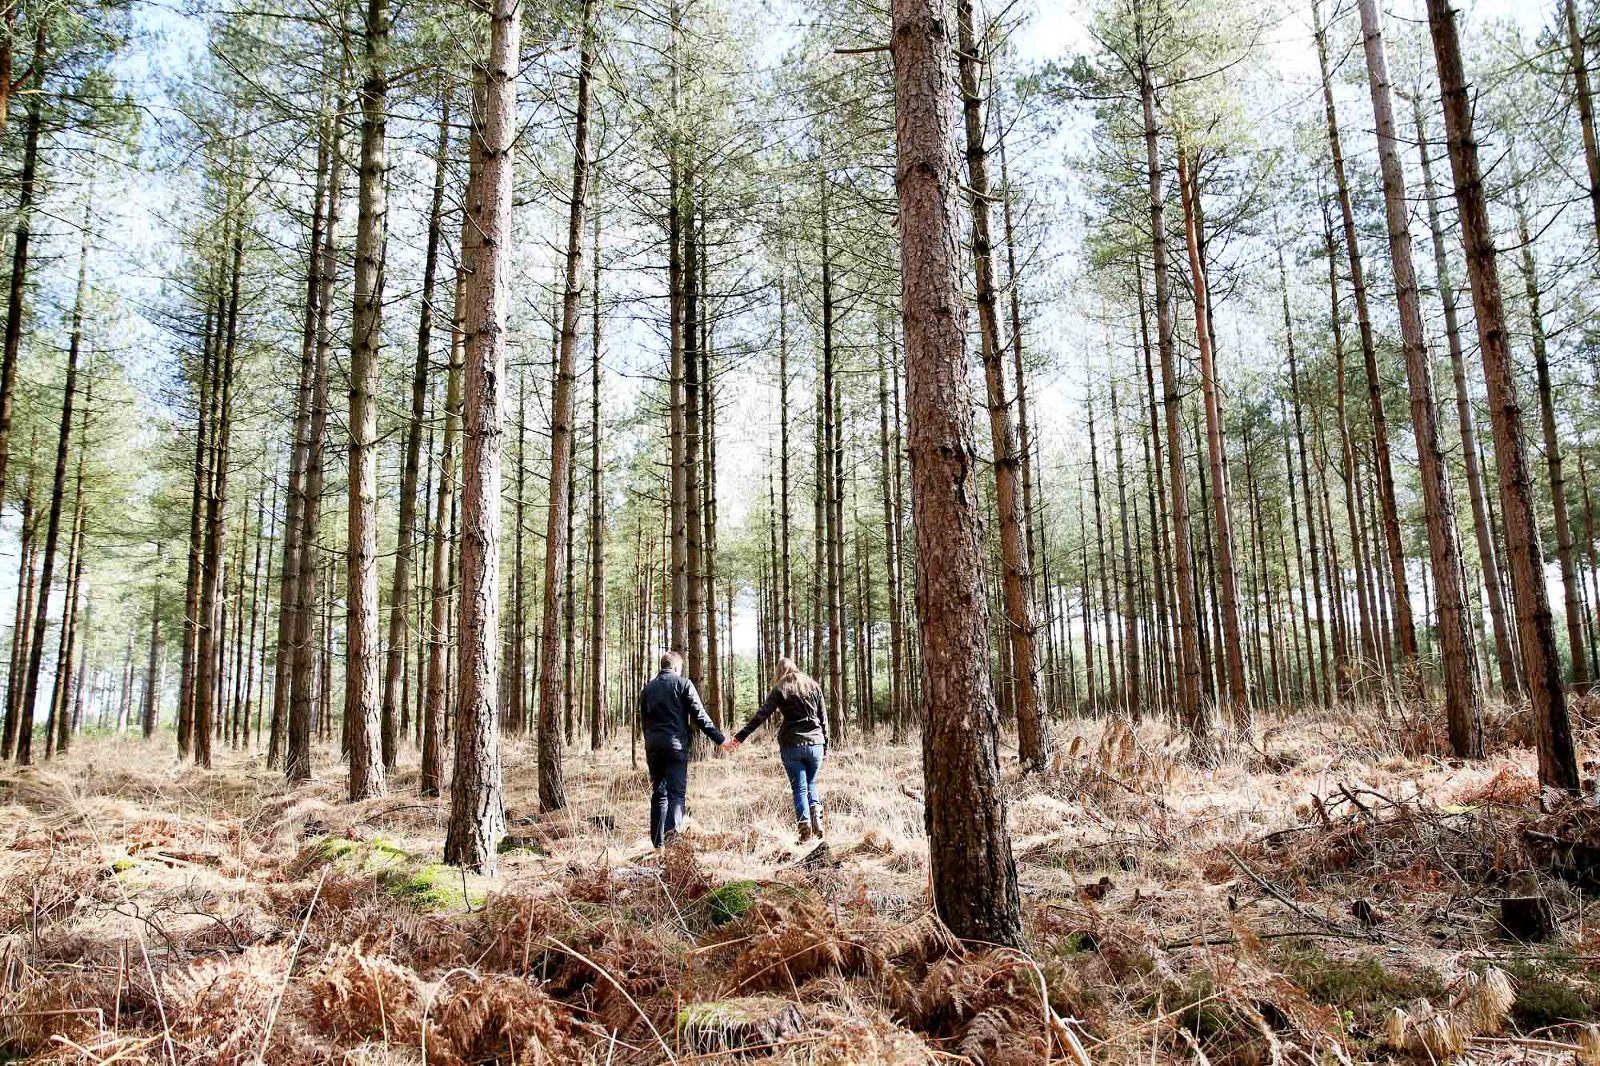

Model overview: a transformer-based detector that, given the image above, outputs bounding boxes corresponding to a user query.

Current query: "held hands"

[720,738,742,754]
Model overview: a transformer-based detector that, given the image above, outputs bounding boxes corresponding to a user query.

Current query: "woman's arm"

[734,687,781,743]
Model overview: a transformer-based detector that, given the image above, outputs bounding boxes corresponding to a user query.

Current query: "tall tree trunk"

[1112,380,1141,719]
[893,0,1022,946]
[1566,0,1600,248]
[0,26,45,548]
[345,0,390,800]
[878,343,905,741]
[589,167,607,753]
[16,215,90,765]
[194,227,241,771]
[820,174,844,739]
[423,278,465,796]
[3,466,37,759]
[446,0,517,867]
[1314,0,1417,671]
[1358,0,1482,755]
[1280,249,1330,705]
[956,0,1047,763]
[379,91,450,771]
[143,546,164,738]
[1176,149,1249,729]
[1135,1,1207,748]
[1414,98,1516,697]
[1510,157,1587,691]
[287,100,346,784]
[1426,0,1579,793]
[536,0,594,809]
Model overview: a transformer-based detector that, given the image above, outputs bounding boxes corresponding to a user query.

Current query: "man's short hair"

[659,650,684,672]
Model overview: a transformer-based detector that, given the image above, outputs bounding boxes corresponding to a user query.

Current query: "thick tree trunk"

[344,0,389,801]
[1426,0,1580,794]
[1357,0,1482,755]
[956,0,1047,764]
[892,0,1022,947]
[445,0,517,869]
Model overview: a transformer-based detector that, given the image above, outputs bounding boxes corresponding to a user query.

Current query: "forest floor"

[1,702,1599,1065]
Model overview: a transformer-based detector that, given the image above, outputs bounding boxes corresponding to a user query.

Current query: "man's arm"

[682,679,726,746]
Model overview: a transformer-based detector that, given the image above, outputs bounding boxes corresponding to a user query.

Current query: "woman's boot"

[796,819,814,844]
[809,800,824,840]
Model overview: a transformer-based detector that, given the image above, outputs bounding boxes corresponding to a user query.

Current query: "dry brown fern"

[304,941,424,1044]
[426,972,582,1066]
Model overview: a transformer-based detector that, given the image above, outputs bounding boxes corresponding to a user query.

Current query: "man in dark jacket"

[639,650,728,847]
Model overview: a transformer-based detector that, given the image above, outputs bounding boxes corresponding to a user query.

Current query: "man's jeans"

[779,744,824,822]
[645,746,690,847]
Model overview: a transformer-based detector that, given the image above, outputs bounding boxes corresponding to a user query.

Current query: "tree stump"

[678,996,803,1055]
[1497,895,1557,941]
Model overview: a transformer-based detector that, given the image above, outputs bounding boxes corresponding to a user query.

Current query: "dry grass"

[0,704,1595,1064]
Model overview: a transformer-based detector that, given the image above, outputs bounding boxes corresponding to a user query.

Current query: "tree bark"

[344,0,390,801]
[1413,97,1517,698]
[1510,156,1587,691]
[288,100,346,785]
[380,89,450,772]
[892,0,1022,947]
[1426,0,1580,794]
[1176,149,1250,730]
[1565,0,1600,248]
[956,0,1047,764]
[1134,0,1208,748]
[535,0,594,809]
[1314,0,1417,671]
[194,226,241,771]
[1357,0,1482,755]
[446,0,517,869]
[0,25,45,556]
[589,156,606,753]
[17,216,89,765]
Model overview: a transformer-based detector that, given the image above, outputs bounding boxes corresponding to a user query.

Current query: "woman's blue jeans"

[779,744,825,821]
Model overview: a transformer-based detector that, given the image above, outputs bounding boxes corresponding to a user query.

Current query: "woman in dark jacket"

[725,657,829,842]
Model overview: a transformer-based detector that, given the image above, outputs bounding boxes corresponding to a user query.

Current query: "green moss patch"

[698,880,761,927]
[1489,955,1600,1029]
[306,836,485,911]
[1272,941,1443,1033]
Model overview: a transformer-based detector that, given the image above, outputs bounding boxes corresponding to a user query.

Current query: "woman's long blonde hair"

[772,657,821,698]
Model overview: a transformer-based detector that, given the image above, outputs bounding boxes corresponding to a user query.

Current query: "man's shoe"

[796,819,814,844]
[808,802,824,840]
